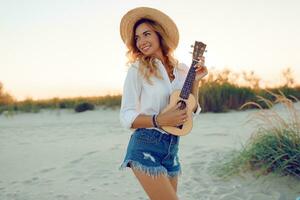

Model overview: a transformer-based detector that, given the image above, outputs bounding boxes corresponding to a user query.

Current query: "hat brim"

[120,7,179,49]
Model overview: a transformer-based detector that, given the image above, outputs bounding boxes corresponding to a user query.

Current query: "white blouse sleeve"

[119,65,142,129]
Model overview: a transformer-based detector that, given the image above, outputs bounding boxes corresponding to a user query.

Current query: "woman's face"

[134,23,161,57]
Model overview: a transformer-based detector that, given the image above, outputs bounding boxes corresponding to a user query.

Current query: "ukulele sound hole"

[176,124,183,129]
[177,100,186,110]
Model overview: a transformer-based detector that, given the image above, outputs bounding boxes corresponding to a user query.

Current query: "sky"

[1,0,300,100]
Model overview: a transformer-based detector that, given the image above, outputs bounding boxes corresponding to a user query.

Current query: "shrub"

[217,91,300,179]
[74,102,95,112]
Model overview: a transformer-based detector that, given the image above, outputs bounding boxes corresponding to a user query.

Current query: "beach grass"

[1,68,300,114]
[198,81,256,112]
[197,68,300,112]
[1,85,300,114]
[0,95,121,115]
[215,91,300,179]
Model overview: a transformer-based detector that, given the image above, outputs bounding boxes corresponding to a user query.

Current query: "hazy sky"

[1,0,300,100]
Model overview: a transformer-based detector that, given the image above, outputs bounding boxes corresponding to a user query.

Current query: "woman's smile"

[140,44,151,52]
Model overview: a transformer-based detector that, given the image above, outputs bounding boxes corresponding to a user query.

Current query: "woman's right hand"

[156,104,188,127]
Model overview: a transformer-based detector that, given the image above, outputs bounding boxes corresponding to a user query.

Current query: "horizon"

[1,67,298,101]
[1,0,300,101]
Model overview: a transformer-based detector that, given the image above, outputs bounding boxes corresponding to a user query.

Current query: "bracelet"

[152,114,160,128]
[152,115,158,128]
[154,114,160,128]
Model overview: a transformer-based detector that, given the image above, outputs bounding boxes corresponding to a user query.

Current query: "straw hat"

[120,7,179,49]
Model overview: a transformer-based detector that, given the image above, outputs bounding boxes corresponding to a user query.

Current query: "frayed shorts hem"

[119,160,182,179]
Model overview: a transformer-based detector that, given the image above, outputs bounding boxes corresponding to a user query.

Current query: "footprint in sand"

[68,177,80,182]
[10,181,18,185]
[204,132,228,137]
[55,194,69,199]
[67,151,99,166]
[22,177,39,185]
[39,167,56,174]
[83,150,98,156]
[69,157,84,164]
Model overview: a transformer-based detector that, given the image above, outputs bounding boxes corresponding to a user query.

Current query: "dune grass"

[1,68,300,114]
[197,68,300,112]
[216,91,300,179]
[0,95,121,115]
[198,81,256,112]
[197,84,300,113]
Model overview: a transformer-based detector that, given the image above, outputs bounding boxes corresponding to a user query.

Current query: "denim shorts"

[119,128,181,178]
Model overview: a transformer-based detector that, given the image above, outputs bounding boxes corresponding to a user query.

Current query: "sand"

[0,104,300,200]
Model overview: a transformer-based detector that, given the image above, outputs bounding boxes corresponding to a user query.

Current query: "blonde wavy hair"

[126,18,178,84]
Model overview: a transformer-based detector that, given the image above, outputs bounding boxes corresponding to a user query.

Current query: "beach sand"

[0,104,300,200]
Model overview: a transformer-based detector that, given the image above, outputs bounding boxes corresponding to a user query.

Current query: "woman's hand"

[194,55,208,82]
[156,104,188,127]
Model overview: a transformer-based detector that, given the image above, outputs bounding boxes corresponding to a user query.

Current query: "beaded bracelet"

[154,114,160,128]
[152,115,157,128]
[152,114,160,128]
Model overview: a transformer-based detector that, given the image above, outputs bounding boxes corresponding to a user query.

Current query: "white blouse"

[119,59,201,133]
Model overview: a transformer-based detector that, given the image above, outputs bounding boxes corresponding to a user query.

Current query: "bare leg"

[169,176,178,192]
[132,168,179,200]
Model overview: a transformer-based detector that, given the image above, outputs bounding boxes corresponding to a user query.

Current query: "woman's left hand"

[194,55,208,82]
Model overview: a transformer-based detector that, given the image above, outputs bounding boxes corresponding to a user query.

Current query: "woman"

[119,7,208,200]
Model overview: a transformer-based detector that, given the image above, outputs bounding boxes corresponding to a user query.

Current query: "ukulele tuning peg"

[189,51,193,54]
[190,45,194,48]
[205,50,208,53]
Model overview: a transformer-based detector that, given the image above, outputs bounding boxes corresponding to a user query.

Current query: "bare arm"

[131,114,154,129]
[131,104,188,129]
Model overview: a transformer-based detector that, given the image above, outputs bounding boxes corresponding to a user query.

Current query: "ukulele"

[160,41,207,136]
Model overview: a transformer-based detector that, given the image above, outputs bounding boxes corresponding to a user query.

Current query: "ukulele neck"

[179,60,198,100]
